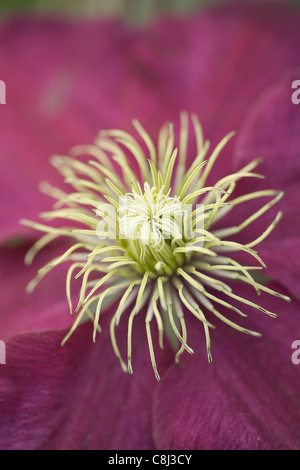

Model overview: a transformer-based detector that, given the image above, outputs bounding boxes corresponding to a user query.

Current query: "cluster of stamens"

[22,112,290,381]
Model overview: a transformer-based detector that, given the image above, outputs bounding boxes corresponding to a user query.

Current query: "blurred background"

[1,0,300,23]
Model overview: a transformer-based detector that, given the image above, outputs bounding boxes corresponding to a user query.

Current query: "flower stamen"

[22,113,291,380]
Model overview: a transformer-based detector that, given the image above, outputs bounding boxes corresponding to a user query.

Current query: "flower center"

[22,113,291,381]
[118,182,188,276]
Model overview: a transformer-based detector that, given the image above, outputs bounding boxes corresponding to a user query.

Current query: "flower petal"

[0,17,170,242]
[0,241,73,339]
[142,1,300,175]
[2,3,300,242]
[153,283,300,450]
[234,72,300,300]
[0,312,173,450]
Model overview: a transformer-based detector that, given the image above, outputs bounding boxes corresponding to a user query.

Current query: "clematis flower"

[0,0,300,450]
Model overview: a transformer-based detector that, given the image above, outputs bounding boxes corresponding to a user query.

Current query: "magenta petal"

[144,1,300,175]
[234,72,300,299]
[153,284,300,450]
[0,18,169,242]
[0,313,173,450]
[2,3,300,242]
[259,238,300,303]
[234,71,300,192]
[0,242,73,339]
[0,19,80,242]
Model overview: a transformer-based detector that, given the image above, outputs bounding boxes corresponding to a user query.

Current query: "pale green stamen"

[22,113,290,381]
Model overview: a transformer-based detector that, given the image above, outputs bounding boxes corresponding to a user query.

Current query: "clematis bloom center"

[118,182,193,275]
[22,113,290,381]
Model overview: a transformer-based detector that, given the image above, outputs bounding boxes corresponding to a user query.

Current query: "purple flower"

[0,1,300,450]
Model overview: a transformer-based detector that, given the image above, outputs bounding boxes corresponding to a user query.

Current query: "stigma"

[21,112,290,381]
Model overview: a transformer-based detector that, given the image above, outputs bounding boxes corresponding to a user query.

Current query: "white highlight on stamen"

[118,183,185,248]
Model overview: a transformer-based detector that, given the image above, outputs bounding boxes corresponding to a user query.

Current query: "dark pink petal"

[153,283,300,450]
[0,313,173,450]
[143,1,300,175]
[0,18,169,242]
[0,242,73,339]
[234,71,300,199]
[2,3,300,242]
[253,238,300,306]
[234,72,300,300]
[0,19,82,242]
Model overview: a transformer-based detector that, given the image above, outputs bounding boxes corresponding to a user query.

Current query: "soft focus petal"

[254,238,300,305]
[234,71,300,212]
[0,18,169,242]
[1,2,300,241]
[153,283,300,450]
[142,0,300,174]
[0,241,74,339]
[234,72,300,300]
[0,312,173,450]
